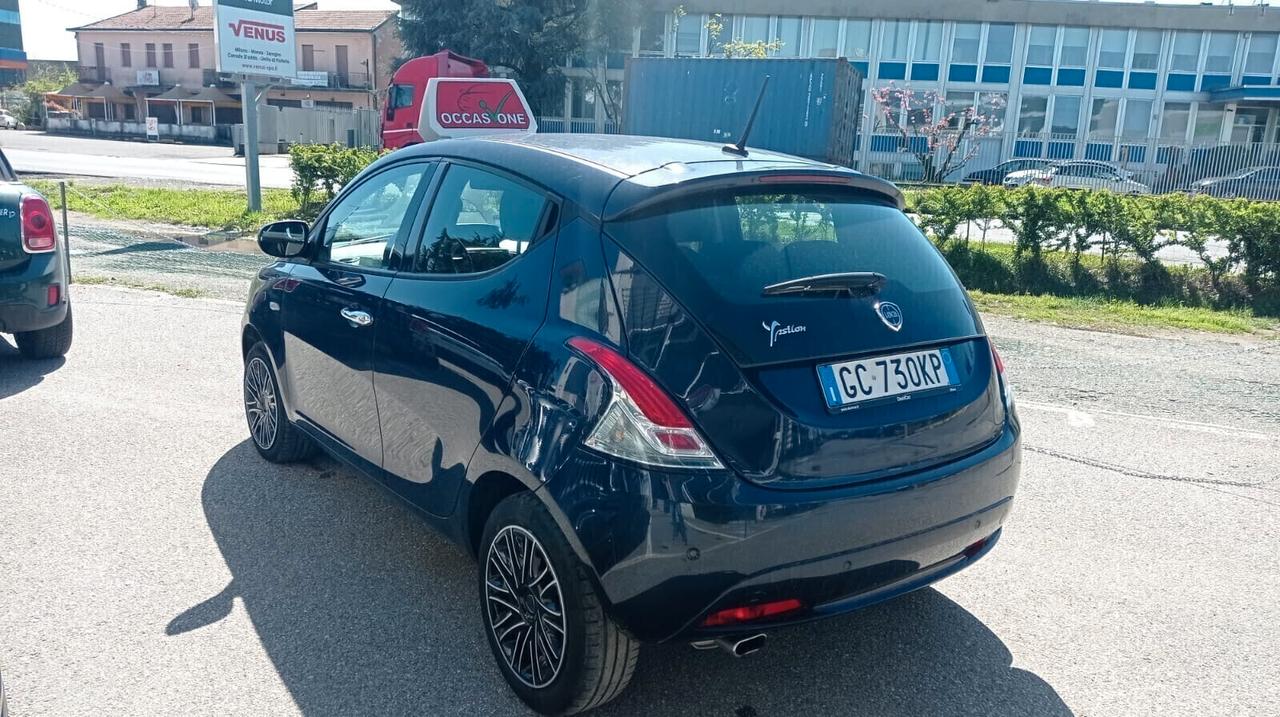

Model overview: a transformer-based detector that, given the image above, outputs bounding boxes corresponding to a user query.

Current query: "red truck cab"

[383,51,489,150]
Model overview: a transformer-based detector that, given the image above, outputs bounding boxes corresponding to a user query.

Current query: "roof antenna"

[722,75,770,157]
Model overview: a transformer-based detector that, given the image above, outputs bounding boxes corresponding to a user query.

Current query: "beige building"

[68,2,402,122]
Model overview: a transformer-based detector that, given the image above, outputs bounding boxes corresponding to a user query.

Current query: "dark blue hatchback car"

[242,135,1021,714]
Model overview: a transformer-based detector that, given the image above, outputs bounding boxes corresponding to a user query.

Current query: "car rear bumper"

[0,252,68,334]
[542,421,1021,643]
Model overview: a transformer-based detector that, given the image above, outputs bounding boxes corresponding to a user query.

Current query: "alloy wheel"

[484,525,567,689]
[244,357,279,450]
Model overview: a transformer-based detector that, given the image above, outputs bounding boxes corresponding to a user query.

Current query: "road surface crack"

[1024,445,1267,488]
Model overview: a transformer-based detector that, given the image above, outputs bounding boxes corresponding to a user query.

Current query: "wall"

[47,116,220,143]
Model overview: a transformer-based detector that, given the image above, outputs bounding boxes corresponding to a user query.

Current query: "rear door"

[605,184,1004,489]
[374,162,557,515]
[281,160,435,465]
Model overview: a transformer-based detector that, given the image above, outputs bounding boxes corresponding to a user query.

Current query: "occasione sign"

[213,0,296,79]
[419,78,538,141]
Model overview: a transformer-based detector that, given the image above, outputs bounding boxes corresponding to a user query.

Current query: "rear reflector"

[568,337,723,469]
[702,599,804,627]
[21,195,58,253]
[47,284,60,307]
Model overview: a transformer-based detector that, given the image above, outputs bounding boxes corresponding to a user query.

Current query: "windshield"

[606,188,962,312]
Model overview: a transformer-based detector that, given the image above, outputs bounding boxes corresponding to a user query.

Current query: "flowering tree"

[869,84,1006,183]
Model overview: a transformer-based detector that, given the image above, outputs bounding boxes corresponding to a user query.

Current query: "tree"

[869,84,1005,184]
[398,0,641,117]
[704,13,782,58]
[15,65,78,126]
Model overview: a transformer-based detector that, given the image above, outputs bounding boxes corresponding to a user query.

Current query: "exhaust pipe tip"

[712,633,767,657]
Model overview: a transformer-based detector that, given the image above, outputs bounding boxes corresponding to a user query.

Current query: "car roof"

[385,134,903,219]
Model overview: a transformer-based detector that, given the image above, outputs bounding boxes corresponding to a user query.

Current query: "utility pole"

[241,78,261,212]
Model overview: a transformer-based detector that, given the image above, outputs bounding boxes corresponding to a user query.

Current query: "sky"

[18,0,1231,62]
[19,0,401,61]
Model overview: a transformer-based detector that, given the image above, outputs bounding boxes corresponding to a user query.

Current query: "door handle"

[341,308,374,327]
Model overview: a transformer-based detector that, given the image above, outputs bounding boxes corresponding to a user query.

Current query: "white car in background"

[0,110,22,130]
[1004,160,1151,194]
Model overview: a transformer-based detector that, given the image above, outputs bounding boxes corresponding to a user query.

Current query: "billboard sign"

[419,78,537,141]
[213,0,296,79]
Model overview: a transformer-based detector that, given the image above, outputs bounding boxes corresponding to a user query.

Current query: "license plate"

[817,348,958,409]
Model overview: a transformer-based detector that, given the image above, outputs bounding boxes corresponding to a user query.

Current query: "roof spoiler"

[604,169,905,222]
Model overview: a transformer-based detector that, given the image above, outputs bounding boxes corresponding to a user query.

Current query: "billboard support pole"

[241,78,261,212]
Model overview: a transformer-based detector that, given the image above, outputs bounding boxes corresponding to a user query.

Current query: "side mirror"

[258,220,310,258]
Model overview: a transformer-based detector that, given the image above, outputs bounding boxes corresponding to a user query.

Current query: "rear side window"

[415,164,551,275]
[606,188,961,309]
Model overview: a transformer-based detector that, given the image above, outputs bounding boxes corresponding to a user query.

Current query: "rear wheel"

[480,493,639,715]
[244,343,316,463]
[15,306,73,359]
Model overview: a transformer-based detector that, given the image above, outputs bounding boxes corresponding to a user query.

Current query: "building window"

[1018,96,1048,136]
[951,23,981,64]
[121,43,132,68]
[1089,98,1120,139]
[740,16,769,44]
[674,13,702,56]
[301,44,315,72]
[571,77,596,119]
[1098,29,1128,70]
[1132,30,1162,71]
[1122,99,1153,140]
[1060,27,1089,68]
[162,43,173,69]
[1194,105,1224,142]
[985,23,1015,65]
[1246,33,1277,74]
[944,91,973,129]
[639,11,666,56]
[1051,96,1081,137]
[913,21,943,62]
[146,43,157,68]
[775,16,801,56]
[881,20,909,61]
[1160,102,1191,142]
[844,19,872,60]
[1205,32,1238,73]
[1171,31,1201,72]
[1026,26,1056,67]
[188,43,200,69]
[708,14,734,55]
[811,18,839,58]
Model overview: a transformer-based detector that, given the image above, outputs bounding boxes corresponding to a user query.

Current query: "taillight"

[567,337,724,470]
[991,342,1014,408]
[702,599,804,627]
[21,195,57,253]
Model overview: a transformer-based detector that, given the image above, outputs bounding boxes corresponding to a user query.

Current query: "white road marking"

[1018,400,1275,441]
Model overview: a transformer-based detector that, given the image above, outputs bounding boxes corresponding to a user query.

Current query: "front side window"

[1027,25,1056,66]
[952,23,981,64]
[321,163,432,269]
[985,24,1015,64]
[389,84,415,110]
[417,165,551,275]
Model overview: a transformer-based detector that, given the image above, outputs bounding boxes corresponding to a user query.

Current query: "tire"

[243,343,317,463]
[480,493,639,715]
[15,305,73,359]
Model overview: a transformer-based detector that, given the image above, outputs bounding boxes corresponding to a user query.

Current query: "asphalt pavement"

[0,131,293,188]
[0,283,1276,716]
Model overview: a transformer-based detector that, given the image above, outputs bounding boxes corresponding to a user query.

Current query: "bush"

[288,144,381,217]
[911,184,1280,315]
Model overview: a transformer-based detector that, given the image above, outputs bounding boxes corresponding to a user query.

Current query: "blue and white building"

[0,0,26,86]
[549,0,1280,181]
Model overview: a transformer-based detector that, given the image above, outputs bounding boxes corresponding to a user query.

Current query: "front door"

[375,162,557,516]
[282,160,435,465]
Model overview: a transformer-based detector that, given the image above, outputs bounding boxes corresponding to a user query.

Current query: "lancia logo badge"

[876,302,903,332]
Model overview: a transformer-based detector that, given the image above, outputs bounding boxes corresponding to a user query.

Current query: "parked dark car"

[0,149,72,359]
[963,158,1049,185]
[1190,166,1280,200]
[242,135,1021,714]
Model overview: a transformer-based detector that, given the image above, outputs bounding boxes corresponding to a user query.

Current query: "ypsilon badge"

[763,320,806,347]
[876,302,904,332]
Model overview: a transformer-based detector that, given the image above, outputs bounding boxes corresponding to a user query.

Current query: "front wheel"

[243,344,317,463]
[480,493,639,715]
[15,306,73,359]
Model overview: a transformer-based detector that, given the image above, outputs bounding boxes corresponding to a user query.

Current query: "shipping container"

[623,57,862,167]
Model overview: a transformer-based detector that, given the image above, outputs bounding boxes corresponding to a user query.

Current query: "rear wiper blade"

[762,272,887,298]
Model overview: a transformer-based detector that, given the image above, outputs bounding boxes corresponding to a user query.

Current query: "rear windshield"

[606,188,961,308]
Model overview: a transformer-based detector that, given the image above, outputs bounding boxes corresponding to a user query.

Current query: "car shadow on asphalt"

[178,441,1072,717]
[0,336,65,399]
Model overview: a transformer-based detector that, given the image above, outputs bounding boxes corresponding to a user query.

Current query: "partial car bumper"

[0,252,68,334]
[543,421,1021,642]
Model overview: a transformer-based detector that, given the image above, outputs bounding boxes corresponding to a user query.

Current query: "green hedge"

[288,143,382,218]
[909,185,1280,315]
